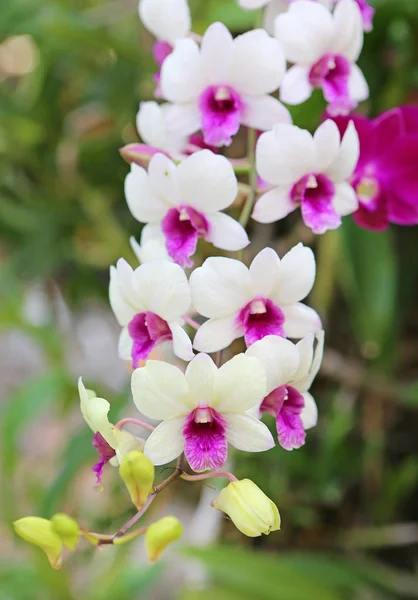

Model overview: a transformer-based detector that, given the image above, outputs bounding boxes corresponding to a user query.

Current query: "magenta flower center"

[92,432,116,485]
[161,205,209,267]
[261,385,306,451]
[290,173,340,234]
[199,85,243,147]
[183,406,227,472]
[128,311,172,366]
[237,298,285,347]
[309,53,354,116]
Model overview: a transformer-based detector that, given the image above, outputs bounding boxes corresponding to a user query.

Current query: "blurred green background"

[1,0,418,598]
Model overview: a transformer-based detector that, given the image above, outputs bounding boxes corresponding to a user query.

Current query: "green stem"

[181,471,237,483]
[238,126,257,229]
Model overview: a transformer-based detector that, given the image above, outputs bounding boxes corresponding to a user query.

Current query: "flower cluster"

[14,0,418,569]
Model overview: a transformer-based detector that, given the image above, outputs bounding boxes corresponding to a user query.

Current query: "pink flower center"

[128,311,172,366]
[183,406,227,472]
[237,298,285,347]
[198,85,243,147]
[161,205,209,267]
[309,53,354,116]
[291,173,340,234]
[92,432,116,485]
[261,385,306,451]
[354,0,374,31]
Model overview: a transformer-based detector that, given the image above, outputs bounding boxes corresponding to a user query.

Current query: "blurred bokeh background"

[1,0,418,598]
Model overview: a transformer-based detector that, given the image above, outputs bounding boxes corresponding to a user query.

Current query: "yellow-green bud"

[145,516,183,563]
[212,479,281,537]
[13,517,63,569]
[119,450,155,509]
[51,513,80,550]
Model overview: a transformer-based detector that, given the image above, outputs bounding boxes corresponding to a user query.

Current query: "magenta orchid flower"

[331,106,418,231]
[160,21,290,147]
[275,0,368,116]
[253,120,360,234]
[190,245,321,353]
[246,332,324,450]
[124,150,249,267]
[132,353,273,472]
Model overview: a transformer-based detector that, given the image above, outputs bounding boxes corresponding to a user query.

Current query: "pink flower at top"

[275,0,368,116]
[331,106,418,231]
[124,150,249,267]
[139,0,191,97]
[190,245,322,353]
[253,120,360,234]
[160,22,290,147]
[246,331,324,450]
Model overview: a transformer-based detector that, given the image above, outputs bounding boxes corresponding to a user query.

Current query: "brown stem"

[181,471,237,483]
[115,417,155,432]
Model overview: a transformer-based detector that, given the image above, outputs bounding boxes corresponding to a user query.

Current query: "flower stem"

[115,418,155,432]
[239,126,257,229]
[181,471,237,483]
[182,315,201,330]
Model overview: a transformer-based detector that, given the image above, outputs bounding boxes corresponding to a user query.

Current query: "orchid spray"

[14,0,417,567]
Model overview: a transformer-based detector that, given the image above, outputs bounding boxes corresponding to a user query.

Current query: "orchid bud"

[119,450,155,509]
[13,517,63,569]
[145,516,183,563]
[212,479,281,537]
[51,513,80,550]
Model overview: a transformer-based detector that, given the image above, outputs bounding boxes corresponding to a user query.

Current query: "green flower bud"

[119,450,155,509]
[145,516,183,563]
[212,479,281,537]
[13,517,63,569]
[51,513,80,550]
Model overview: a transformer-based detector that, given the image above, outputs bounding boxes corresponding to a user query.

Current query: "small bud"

[145,516,183,563]
[212,479,281,538]
[13,517,63,569]
[119,143,163,167]
[51,513,80,550]
[119,450,155,509]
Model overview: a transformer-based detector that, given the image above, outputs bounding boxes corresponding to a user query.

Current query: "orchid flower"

[253,120,360,233]
[109,258,193,365]
[129,228,171,265]
[124,150,249,267]
[238,0,332,34]
[160,21,290,147]
[190,245,321,353]
[275,0,369,115]
[246,331,324,450]
[131,353,274,472]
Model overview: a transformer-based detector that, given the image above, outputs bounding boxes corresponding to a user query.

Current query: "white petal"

[130,231,170,265]
[144,418,185,465]
[295,330,324,391]
[114,430,144,463]
[176,151,238,212]
[109,265,137,326]
[78,378,117,448]
[325,121,359,182]
[300,392,318,430]
[205,212,249,252]
[332,182,358,216]
[226,413,275,452]
[292,334,315,383]
[213,354,266,413]
[192,315,240,353]
[163,101,202,138]
[256,125,316,186]
[118,327,133,361]
[241,94,291,131]
[252,186,296,224]
[125,163,168,223]
[136,101,186,155]
[169,321,194,361]
[246,335,300,393]
[249,247,281,298]
[148,153,182,206]
[349,64,369,103]
[185,353,217,403]
[274,1,334,65]
[313,120,341,173]
[272,244,316,305]
[332,0,363,61]
[200,22,233,84]
[190,256,253,318]
[230,29,286,95]
[161,38,204,103]
[239,0,269,7]
[132,260,191,321]
[282,303,322,339]
[131,361,193,419]
[263,0,289,34]
[279,65,312,106]
[139,0,191,44]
